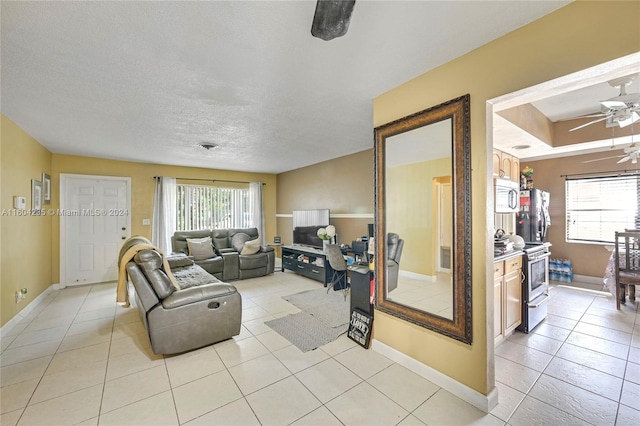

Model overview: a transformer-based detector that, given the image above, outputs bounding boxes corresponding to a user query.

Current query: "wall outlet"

[142,218,151,226]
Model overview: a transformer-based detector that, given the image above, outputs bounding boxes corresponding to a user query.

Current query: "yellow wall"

[50,155,277,285]
[387,157,451,276]
[373,0,640,395]
[523,151,633,278]
[1,116,53,326]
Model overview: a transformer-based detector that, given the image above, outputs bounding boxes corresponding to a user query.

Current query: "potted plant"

[317,225,336,252]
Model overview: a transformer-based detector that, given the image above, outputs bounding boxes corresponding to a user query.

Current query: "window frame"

[565,174,639,245]
[176,183,251,231]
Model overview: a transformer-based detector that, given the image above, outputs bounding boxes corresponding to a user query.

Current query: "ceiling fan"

[583,142,640,164]
[569,75,640,132]
[311,0,356,41]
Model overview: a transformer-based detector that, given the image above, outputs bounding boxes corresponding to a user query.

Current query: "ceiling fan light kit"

[568,74,640,132]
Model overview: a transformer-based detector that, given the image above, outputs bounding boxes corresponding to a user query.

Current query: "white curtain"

[249,182,266,245]
[152,176,177,253]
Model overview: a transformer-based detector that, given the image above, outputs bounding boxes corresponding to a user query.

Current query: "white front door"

[61,174,131,286]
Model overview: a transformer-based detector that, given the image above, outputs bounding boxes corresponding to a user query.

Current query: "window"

[566,175,640,244]
[176,184,251,231]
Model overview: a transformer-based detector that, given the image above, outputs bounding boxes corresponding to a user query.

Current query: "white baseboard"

[399,270,435,282]
[0,284,57,338]
[371,339,498,413]
[571,275,603,285]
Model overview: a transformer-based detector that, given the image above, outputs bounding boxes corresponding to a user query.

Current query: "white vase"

[323,240,329,253]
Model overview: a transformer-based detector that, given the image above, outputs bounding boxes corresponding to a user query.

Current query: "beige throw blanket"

[117,237,179,307]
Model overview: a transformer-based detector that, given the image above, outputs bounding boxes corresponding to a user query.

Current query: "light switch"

[142,218,150,226]
[14,196,26,209]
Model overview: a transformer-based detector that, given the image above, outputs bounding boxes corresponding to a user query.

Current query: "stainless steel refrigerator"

[516,188,551,243]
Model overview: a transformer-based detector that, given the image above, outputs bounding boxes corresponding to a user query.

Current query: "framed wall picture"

[42,173,51,204]
[32,179,42,211]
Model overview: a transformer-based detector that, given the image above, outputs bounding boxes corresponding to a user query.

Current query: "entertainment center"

[283,209,345,289]
[281,245,344,288]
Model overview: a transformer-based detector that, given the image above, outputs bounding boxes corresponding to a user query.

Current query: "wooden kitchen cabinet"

[494,255,523,345]
[511,156,520,185]
[492,149,520,184]
[492,149,502,178]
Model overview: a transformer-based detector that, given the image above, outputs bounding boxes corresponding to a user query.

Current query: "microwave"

[494,178,520,213]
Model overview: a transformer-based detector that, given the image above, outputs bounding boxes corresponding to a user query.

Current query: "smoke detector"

[198,142,219,151]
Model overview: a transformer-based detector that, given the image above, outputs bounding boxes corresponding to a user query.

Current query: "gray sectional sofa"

[171,228,275,281]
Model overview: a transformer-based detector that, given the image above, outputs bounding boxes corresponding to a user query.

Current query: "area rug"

[265,288,350,352]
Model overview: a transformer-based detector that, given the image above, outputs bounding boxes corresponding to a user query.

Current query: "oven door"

[526,253,550,302]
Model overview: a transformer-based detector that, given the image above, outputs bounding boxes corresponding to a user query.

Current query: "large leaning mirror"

[374,94,471,344]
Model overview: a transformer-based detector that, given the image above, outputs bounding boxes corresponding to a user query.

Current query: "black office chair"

[325,244,349,300]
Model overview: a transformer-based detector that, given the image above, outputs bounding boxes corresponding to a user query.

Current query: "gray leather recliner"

[387,233,405,292]
[125,249,242,355]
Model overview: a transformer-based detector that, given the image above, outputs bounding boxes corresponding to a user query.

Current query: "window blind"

[565,175,640,244]
[176,184,251,231]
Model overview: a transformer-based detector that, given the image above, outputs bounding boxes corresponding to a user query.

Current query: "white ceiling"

[1,1,572,174]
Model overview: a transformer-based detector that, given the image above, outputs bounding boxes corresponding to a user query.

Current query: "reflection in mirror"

[375,94,471,344]
[385,120,453,320]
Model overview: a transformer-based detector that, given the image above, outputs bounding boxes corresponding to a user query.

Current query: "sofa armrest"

[260,246,275,253]
[162,283,238,309]
[217,248,236,255]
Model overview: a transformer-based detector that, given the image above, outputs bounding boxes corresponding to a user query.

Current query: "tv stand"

[282,245,345,289]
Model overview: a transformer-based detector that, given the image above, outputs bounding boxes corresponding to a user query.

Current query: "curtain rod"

[153,176,266,185]
[561,169,640,180]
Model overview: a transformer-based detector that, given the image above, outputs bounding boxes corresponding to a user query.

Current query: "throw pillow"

[231,232,251,253]
[186,236,216,261]
[241,238,261,255]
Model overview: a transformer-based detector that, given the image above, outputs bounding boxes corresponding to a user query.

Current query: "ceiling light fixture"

[512,144,531,150]
[198,142,219,151]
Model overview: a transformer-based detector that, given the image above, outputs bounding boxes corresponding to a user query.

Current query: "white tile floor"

[389,272,453,319]
[1,273,639,425]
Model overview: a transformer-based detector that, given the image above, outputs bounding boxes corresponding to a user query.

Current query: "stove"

[517,242,551,333]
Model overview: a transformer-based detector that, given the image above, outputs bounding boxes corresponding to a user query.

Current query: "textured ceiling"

[1,1,571,174]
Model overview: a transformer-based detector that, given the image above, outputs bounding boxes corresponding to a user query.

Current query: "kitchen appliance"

[494,178,520,213]
[517,242,551,333]
[516,188,551,242]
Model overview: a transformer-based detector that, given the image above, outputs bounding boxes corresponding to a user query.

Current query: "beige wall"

[277,149,374,246]
[1,116,53,326]
[388,157,451,276]
[522,151,632,278]
[373,0,640,395]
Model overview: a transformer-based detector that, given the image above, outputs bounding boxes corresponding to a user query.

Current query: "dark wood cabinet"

[282,245,336,287]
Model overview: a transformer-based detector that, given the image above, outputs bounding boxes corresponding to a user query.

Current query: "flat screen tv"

[292,209,330,249]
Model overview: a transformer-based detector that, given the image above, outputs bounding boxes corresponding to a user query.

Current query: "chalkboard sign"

[348,308,373,348]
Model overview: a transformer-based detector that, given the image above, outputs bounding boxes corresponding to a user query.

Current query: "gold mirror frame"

[374,94,472,344]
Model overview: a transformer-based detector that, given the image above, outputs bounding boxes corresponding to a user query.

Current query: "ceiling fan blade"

[617,111,640,128]
[311,0,356,41]
[617,155,631,163]
[601,100,628,109]
[582,155,626,164]
[569,116,609,131]
[558,113,607,122]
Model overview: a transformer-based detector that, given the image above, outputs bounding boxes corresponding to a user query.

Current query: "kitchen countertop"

[494,249,524,263]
